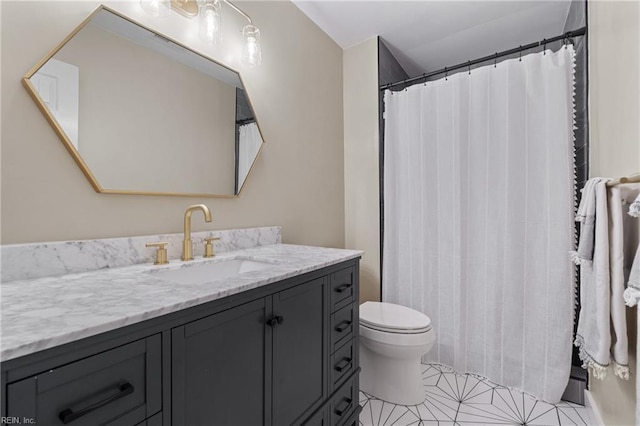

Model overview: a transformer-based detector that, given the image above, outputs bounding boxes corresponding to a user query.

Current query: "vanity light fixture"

[140,0,262,67]
[140,0,171,17]
[198,0,222,45]
[241,24,261,68]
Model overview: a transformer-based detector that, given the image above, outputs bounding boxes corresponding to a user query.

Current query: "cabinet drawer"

[330,372,359,426]
[330,339,355,392]
[331,304,355,352]
[6,335,161,426]
[331,268,355,311]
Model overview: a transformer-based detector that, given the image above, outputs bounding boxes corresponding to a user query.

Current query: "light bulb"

[140,0,171,17]
[242,25,262,67]
[198,0,222,44]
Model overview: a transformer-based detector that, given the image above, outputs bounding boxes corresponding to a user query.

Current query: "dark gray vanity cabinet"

[172,276,327,426]
[1,259,360,426]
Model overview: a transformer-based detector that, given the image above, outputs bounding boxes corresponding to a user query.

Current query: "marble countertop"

[1,244,362,362]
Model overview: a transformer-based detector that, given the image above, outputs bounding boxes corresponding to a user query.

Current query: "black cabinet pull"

[334,397,352,416]
[334,283,352,293]
[334,320,352,333]
[334,357,352,372]
[59,382,134,424]
[267,315,284,327]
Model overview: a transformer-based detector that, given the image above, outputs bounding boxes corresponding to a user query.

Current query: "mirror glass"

[25,7,264,197]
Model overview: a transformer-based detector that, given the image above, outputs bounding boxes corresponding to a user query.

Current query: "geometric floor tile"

[359,363,596,426]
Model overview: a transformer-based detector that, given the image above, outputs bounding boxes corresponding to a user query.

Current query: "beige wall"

[55,23,236,194]
[588,1,640,425]
[1,1,345,247]
[343,38,380,303]
[589,1,640,180]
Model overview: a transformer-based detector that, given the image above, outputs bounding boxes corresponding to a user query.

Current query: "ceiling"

[292,1,573,76]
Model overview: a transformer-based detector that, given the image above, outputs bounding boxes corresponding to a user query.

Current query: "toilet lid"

[360,302,432,333]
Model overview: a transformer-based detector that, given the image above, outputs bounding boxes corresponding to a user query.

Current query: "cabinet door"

[272,277,327,425]
[172,298,270,426]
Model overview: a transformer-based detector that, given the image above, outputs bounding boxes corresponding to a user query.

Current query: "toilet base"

[359,342,426,406]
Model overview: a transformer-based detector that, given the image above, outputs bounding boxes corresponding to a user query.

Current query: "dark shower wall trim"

[377,37,411,301]
[562,0,589,383]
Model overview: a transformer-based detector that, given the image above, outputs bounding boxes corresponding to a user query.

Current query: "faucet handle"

[146,242,169,265]
[203,237,220,258]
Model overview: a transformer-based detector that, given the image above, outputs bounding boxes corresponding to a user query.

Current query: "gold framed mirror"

[23,5,265,198]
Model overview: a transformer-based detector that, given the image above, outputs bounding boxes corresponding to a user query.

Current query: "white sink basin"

[150,258,278,285]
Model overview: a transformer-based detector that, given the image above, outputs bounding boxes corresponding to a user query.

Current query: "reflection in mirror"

[235,89,263,194]
[25,6,264,197]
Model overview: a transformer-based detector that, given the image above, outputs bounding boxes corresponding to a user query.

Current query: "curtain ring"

[563,32,575,47]
[564,37,574,49]
[444,67,448,81]
[422,73,427,86]
[543,38,547,54]
[468,60,471,75]
[519,47,522,62]
[494,53,498,68]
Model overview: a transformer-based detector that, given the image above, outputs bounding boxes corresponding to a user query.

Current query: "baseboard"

[584,390,605,426]
[562,372,586,405]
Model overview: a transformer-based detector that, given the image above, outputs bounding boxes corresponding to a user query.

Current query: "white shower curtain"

[383,46,576,402]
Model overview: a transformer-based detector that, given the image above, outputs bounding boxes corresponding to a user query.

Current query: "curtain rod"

[236,117,256,126]
[380,26,587,92]
[607,173,640,187]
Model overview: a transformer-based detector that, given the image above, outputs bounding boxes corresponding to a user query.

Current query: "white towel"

[607,185,632,380]
[571,179,598,264]
[622,185,640,306]
[629,193,640,218]
[621,186,640,426]
[637,314,640,426]
[574,178,629,380]
[574,179,610,378]
[624,246,640,305]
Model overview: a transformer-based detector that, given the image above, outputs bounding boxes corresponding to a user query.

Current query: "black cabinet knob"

[334,357,352,372]
[334,397,352,416]
[267,315,284,327]
[334,283,352,293]
[334,320,352,333]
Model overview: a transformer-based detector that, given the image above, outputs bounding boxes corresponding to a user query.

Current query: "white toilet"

[359,301,435,406]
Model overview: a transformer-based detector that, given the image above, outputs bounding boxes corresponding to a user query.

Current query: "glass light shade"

[242,25,262,67]
[198,0,222,44]
[140,0,171,17]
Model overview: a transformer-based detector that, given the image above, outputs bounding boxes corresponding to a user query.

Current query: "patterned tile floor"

[359,364,595,426]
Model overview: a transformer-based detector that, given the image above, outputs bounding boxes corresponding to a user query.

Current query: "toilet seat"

[361,322,430,334]
[360,302,432,334]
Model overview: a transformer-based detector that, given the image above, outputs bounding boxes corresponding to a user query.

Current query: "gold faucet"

[181,204,212,261]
